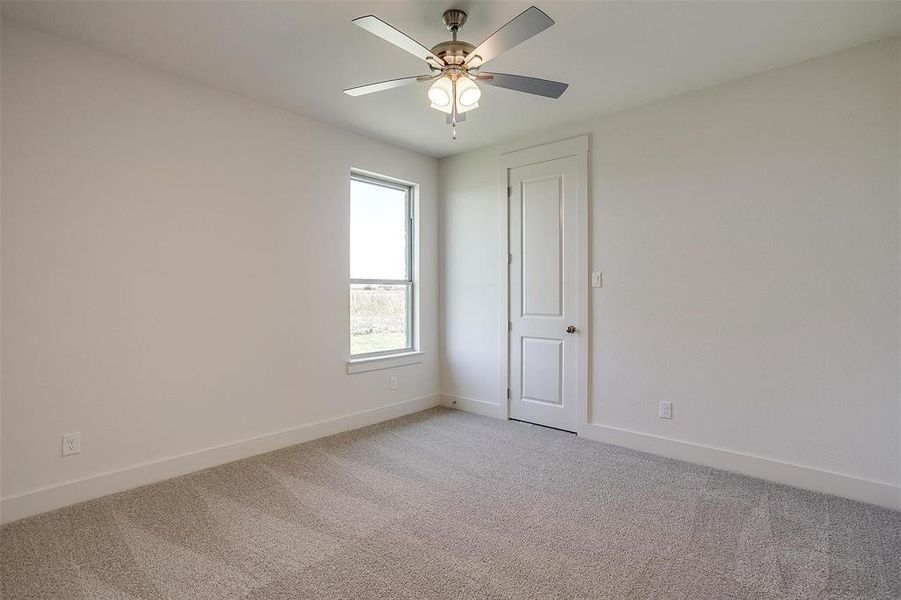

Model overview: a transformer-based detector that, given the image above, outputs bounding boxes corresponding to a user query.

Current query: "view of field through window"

[350,284,408,355]
[349,177,411,356]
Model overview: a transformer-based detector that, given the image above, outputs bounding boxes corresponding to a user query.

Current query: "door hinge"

[507,186,511,198]
[508,321,512,331]
[507,253,512,265]
[507,388,511,399]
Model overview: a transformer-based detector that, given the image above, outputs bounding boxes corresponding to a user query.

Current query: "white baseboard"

[1,394,441,524]
[582,423,901,511]
[441,393,507,419]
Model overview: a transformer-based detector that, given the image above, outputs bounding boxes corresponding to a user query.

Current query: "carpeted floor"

[2,407,899,599]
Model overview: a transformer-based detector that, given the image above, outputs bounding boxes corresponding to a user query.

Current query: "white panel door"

[509,155,580,432]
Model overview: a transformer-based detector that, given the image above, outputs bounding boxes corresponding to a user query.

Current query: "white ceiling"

[3,1,900,158]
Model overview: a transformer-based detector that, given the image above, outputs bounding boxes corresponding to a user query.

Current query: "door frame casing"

[497,135,590,435]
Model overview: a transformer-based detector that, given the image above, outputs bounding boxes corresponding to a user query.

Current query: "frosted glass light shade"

[428,76,453,110]
[456,77,481,108]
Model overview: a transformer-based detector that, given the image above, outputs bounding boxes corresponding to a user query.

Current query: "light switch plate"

[591,272,602,288]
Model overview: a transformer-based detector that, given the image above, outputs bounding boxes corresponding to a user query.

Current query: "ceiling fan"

[343,6,568,139]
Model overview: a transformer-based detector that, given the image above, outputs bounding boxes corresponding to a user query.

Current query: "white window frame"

[347,171,422,373]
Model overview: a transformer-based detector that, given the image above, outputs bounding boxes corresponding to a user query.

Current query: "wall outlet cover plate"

[659,402,673,419]
[62,432,81,456]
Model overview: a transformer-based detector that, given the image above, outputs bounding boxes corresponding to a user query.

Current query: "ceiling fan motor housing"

[430,40,475,67]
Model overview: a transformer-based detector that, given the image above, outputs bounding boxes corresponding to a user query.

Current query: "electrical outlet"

[659,402,673,420]
[389,376,398,391]
[62,432,81,457]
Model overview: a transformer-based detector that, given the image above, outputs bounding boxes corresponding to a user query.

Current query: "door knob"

[565,325,577,334]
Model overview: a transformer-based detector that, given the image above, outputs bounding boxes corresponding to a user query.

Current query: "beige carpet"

[2,407,899,599]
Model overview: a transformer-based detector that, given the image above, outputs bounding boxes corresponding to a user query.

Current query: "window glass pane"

[350,284,410,355]
[350,179,408,280]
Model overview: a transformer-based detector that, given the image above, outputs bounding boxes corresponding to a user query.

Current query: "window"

[349,172,415,359]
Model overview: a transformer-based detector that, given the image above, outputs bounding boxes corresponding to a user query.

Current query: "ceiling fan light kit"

[344,5,568,139]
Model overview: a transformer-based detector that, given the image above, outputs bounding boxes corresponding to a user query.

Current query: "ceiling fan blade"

[476,72,568,98]
[353,15,444,66]
[343,75,434,97]
[464,6,554,68]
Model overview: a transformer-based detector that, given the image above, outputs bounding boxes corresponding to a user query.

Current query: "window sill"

[346,351,424,374]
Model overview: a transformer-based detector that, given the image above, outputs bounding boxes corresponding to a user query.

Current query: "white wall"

[441,39,901,505]
[3,19,899,521]
[1,23,439,521]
